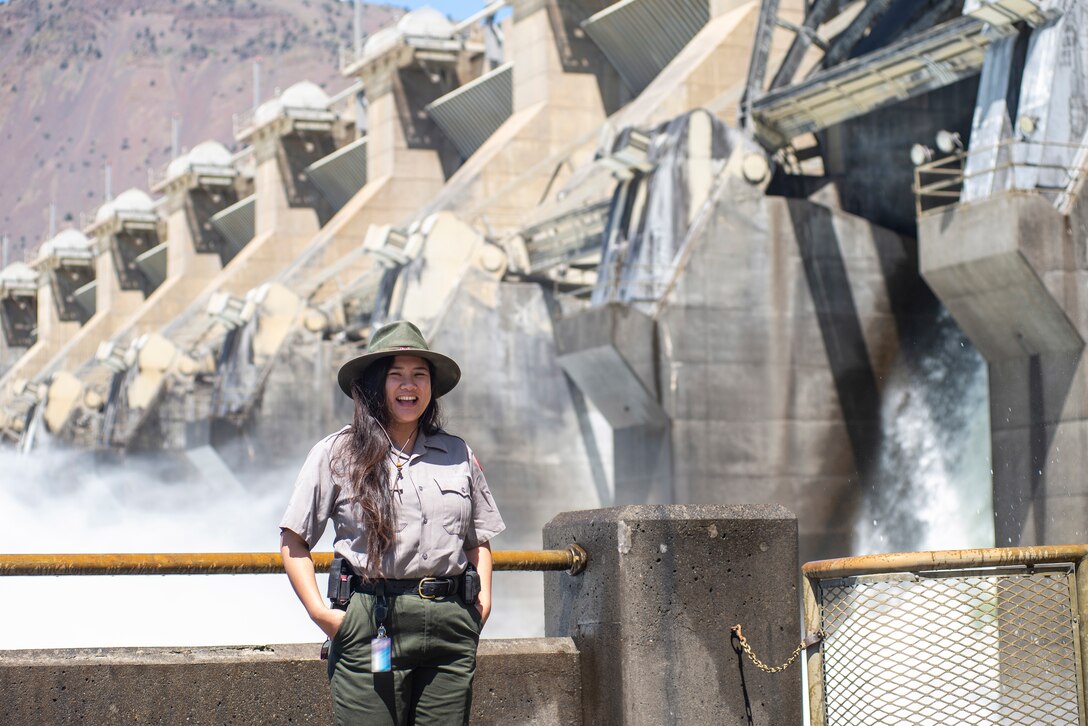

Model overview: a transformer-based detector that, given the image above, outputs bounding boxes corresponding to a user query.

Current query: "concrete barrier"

[544,504,802,725]
[0,637,581,725]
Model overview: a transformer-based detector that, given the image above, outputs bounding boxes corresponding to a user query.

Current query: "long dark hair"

[331,355,443,579]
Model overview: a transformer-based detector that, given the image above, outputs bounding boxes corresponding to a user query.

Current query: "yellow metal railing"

[913,138,1088,218]
[802,545,1088,726]
[0,546,588,577]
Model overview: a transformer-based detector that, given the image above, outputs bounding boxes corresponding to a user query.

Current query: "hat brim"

[337,348,461,400]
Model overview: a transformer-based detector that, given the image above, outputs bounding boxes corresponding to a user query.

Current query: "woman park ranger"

[279,321,506,725]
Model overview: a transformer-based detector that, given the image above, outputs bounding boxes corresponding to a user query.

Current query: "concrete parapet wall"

[0,637,581,725]
[544,504,802,725]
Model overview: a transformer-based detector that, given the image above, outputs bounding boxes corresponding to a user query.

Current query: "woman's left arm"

[465,541,493,625]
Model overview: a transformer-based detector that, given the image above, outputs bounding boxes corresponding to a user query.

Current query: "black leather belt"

[353,576,460,600]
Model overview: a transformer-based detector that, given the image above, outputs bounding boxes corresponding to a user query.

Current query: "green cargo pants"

[327,590,482,725]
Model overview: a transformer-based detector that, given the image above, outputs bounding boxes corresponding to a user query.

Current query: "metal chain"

[731,624,823,674]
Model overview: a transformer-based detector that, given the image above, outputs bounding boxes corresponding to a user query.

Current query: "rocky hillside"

[0,0,403,261]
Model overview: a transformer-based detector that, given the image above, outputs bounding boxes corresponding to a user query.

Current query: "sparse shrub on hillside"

[3,0,365,250]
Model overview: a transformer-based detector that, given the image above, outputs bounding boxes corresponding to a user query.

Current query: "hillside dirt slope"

[0,0,402,261]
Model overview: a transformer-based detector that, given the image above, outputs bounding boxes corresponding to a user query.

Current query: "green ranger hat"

[336,320,461,399]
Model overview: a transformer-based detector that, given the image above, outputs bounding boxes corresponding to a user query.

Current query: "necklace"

[384,426,417,482]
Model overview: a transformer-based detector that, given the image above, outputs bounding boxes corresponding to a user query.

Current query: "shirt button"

[422,554,428,560]
[418,486,423,491]
[423,517,428,524]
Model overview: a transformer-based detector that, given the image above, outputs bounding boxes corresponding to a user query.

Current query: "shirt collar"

[415,429,448,454]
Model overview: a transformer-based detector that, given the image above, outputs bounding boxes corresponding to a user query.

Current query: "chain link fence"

[804,547,1088,726]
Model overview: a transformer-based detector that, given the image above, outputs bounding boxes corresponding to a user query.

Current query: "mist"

[0,448,540,650]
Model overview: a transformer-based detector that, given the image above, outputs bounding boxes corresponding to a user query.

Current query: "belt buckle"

[418,577,438,599]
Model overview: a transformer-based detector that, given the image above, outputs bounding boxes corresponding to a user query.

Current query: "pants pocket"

[463,598,483,636]
[331,594,358,647]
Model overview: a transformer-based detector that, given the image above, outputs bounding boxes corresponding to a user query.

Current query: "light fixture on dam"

[1018,114,1039,137]
[910,143,934,166]
[935,129,963,154]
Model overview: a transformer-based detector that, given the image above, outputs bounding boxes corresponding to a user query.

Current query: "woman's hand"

[475,595,491,626]
[312,606,347,640]
[281,529,347,640]
[466,541,494,629]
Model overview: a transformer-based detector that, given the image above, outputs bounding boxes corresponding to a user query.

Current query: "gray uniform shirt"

[280,426,506,578]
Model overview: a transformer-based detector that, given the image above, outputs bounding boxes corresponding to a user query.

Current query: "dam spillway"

[1,0,1086,645]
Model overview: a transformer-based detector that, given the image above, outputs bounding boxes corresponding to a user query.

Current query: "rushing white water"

[0,448,540,650]
[855,308,994,554]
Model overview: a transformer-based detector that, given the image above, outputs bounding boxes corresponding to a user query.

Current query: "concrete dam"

[3,0,1088,723]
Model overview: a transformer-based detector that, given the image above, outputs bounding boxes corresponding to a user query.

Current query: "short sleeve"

[279,439,338,549]
[463,445,505,549]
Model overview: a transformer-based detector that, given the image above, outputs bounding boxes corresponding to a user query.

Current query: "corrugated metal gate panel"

[582,0,709,95]
[306,136,368,212]
[426,63,513,160]
[210,194,255,254]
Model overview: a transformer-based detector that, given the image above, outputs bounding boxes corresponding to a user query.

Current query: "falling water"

[855,307,993,554]
[17,401,44,454]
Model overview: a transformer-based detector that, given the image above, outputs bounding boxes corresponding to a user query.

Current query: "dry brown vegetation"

[0,0,403,260]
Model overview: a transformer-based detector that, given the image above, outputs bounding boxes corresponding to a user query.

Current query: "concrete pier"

[544,504,802,725]
[920,191,1088,546]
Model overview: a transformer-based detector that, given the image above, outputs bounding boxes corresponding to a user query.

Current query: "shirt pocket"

[434,476,471,537]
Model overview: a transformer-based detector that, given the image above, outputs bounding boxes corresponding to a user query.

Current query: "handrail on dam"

[0,545,588,577]
[912,137,1088,218]
[801,545,1088,726]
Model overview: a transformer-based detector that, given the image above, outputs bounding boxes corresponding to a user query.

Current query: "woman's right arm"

[280,528,345,639]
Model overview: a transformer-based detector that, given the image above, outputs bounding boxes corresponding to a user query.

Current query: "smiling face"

[384,354,432,436]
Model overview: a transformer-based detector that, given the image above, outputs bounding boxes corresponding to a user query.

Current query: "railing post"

[1075,555,1088,725]
[802,572,825,726]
